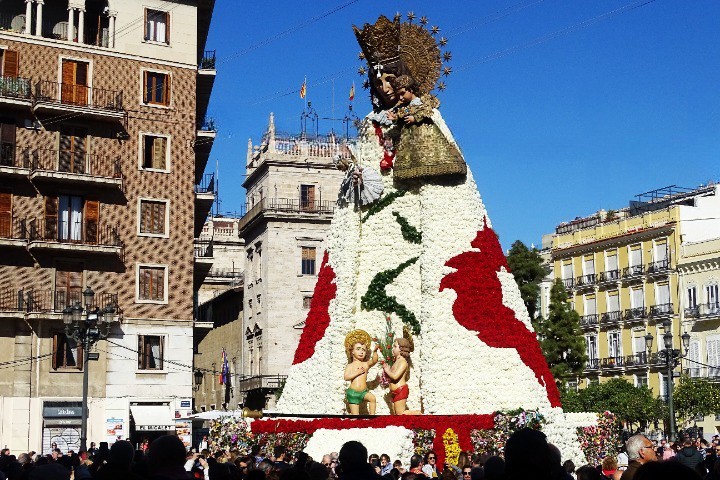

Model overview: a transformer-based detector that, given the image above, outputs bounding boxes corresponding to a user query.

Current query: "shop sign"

[43,407,82,418]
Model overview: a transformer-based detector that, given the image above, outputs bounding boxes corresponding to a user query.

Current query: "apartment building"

[546,185,720,399]
[0,0,216,451]
[237,113,349,409]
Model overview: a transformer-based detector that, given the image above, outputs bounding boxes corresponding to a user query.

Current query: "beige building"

[544,185,720,410]
[0,0,216,452]
[237,114,349,409]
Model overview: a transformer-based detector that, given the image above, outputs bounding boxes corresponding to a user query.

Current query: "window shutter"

[44,196,58,240]
[138,335,144,369]
[165,11,170,44]
[164,74,170,105]
[0,192,11,238]
[1,122,16,145]
[140,201,148,233]
[52,334,58,370]
[144,9,149,40]
[61,60,75,103]
[84,200,99,244]
[3,50,19,78]
[159,337,164,369]
[76,340,84,370]
[152,137,166,169]
[156,268,164,301]
[154,202,165,234]
[143,71,149,103]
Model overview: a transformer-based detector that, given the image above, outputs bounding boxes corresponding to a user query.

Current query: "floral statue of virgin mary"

[271,14,596,466]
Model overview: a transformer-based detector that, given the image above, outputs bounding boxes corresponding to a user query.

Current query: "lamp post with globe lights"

[644,319,691,442]
[62,287,119,452]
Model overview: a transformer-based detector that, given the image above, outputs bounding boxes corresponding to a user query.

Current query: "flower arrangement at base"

[470,409,546,455]
[209,417,253,452]
[576,411,620,466]
[442,428,461,467]
[412,429,435,456]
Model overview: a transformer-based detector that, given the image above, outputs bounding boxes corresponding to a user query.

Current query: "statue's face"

[373,72,397,107]
[352,342,367,361]
[392,340,400,357]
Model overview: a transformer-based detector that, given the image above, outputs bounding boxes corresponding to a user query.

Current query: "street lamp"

[62,287,119,452]
[193,369,204,391]
[645,320,691,441]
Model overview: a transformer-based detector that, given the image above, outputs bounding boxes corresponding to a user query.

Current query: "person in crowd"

[274,446,291,471]
[338,441,384,480]
[27,463,70,480]
[147,434,192,480]
[574,465,600,480]
[380,454,392,476]
[674,438,705,477]
[421,451,439,478]
[633,460,701,480]
[460,466,472,480]
[600,457,617,479]
[504,428,556,480]
[408,455,423,475]
[562,460,575,480]
[482,456,504,480]
[392,460,404,474]
[469,455,482,470]
[619,435,657,480]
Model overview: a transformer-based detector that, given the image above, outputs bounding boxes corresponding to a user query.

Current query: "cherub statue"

[336,147,384,208]
[344,329,379,415]
[381,332,421,415]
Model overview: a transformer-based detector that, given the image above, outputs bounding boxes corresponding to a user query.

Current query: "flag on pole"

[219,348,229,385]
[349,82,355,101]
[300,78,307,99]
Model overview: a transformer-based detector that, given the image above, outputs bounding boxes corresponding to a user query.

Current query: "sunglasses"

[428,457,436,460]
[463,472,472,476]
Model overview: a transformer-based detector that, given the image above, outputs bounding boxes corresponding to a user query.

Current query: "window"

[707,284,719,312]
[1,49,19,78]
[659,373,667,399]
[583,255,595,276]
[656,283,670,307]
[143,71,170,106]
[302,296,313,309]
[687,286,697,309]
[301,247,316,275]
[141,134,168,170]
[607,291,620,312]
[654,240,668,262]
[52,333,83,370]
[632,335,646,355]
[300,184,315,210]
[58,126,88,174]
[566,379,578,392]
[562,261,573,280]
[708,338,720,377]
[137,265,166,302]
[584,295,596,315]
[631,286,644,308]
[44,196,99,244]
[0,122,16,167]
[139,199,167,236]
[0,192,11,238]
[688,340,700,377]
[55,261,83,310]
[634,374,648,388]
[605,250,618,272]
[608,331,622,358]
[585,335,598,361]
[60,59,89,106]
[138,335,163,370]
[629,245,642,267]
[145,9,170,43]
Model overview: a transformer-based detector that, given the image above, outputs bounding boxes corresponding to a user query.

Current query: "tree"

[506,240,547,319]
[562,378,662,428]
[534,279,586,382]
[673,375,720,427]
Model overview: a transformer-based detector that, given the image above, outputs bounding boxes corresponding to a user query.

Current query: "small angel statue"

[335,144,384,209]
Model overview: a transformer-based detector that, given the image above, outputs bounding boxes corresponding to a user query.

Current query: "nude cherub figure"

[343,330,379,415]
[382,337,421,415]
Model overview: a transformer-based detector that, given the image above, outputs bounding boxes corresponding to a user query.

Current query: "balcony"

[27,218,123,256]
[197,50,216,128]
[685,303,720,321]
[236,374,286,393]
[625,352,649,370]
[647,259,671,277]
[579,314,599,330]
[601,356,625,370]
[624,306,648,324]
[622,264,645,282]
[597,269,621,287]
[195,174,216,235]
[600,310,623,327]
[0,286,23,313]
[561,278,574,290]
[649,303,674,320]
[21,289,119,314]
[238,197,336,233]
[0,75,32,108]
[0,146,31,178]
[33,80,124,122]
[194,239,214,267]
[575,273,596,291]
[0,217,28,248]
[28,149,123,190]
[584,358,600,372]
[205,268,244,286]
[194,117,216,182]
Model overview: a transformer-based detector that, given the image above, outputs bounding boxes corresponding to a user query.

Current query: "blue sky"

[204,0,720,251]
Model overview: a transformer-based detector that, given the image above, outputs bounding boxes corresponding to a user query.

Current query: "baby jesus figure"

[381,337,421,415]
[343,330,379,415]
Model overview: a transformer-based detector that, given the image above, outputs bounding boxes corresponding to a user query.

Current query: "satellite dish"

[10,15,25,33]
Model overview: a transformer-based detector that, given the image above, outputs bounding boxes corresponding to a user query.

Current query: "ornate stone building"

[0,0,216,451]
[237,114,350,409]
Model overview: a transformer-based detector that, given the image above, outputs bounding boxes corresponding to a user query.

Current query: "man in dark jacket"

[338,441,384,480]
[675,439,706,476]
[620,435,657,480]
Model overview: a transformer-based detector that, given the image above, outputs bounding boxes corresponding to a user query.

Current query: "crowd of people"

[0,428,715,480]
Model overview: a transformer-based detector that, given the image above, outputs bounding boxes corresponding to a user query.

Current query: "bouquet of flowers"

[373,316,396,387]
[412,429,436,456]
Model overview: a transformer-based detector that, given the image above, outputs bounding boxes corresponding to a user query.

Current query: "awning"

[130,404,174,431]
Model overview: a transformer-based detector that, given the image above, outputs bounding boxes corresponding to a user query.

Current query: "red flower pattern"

[439,220,562,407]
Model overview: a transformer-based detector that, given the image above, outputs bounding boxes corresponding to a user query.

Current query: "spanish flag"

[300,78,307,99]
[349,82,355,101]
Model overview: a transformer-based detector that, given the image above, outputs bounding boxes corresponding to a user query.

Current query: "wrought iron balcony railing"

[585,358,600,371]
[601,356,625,369]
[34,80,124,112]
[20,289,119,313]
[0,217,27,240]
[195,173,216,194]
[624,307,647,322]
[0,286,23,312]
[199,50,216,70]
[575,273,596,288]
[649,303,673,317]
[598,269,620,283]
[580,314,599,329]
[194,240,213,258]
[30,148,122,179]
[622,264,645,279]
[27,218,122,247]
[0,75,31,99]
[647,258,670,275]
[600,310,623,325]
[625,352,649,368]
[0,146,31,169]
[562,278,574,290]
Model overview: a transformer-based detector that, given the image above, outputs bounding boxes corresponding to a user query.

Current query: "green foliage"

[274,378,286,401]
[562,378,662,426]
[506,240,548,319]
[534,279,586,382]
[361,257,420,334]
[392,211,422,244]
[361,190,406,223]
[673,375,720,426]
